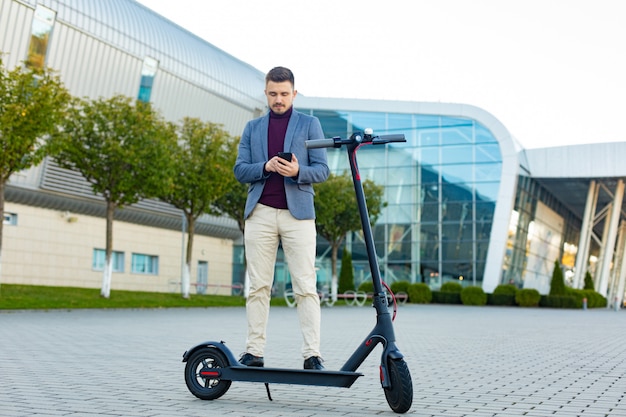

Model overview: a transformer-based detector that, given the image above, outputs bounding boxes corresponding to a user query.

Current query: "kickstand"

[264,383,273,401]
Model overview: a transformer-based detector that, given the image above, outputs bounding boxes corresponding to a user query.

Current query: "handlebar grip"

[378,134,406,142]
[305,138,336,149]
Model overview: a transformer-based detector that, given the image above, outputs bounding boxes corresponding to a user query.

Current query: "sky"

[135,0,625,149]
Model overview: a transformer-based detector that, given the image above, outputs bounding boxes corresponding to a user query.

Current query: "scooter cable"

[381,280,398,321]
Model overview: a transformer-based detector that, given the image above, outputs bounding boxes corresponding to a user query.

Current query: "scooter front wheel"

[184,347,232,400]
[384,358,413,413]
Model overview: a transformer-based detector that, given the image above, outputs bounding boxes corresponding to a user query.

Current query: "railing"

[168,280,244,296]
[283,289,408,307]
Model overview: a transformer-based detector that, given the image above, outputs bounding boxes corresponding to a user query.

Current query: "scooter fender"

[181,340,239,366]
[379,344,404,389]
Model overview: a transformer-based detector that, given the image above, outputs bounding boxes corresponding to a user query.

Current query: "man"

[234,66,329,370]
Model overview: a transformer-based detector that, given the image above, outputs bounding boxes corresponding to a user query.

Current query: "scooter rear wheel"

[384,358,413,413]
[184,347,232,400]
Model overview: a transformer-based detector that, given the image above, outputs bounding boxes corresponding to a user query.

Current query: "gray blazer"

[234,109,329,220]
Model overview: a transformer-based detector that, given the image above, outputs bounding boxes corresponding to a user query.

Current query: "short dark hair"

[266,66,294,87]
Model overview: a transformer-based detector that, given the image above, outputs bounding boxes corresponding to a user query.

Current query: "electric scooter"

[182,129,413,413]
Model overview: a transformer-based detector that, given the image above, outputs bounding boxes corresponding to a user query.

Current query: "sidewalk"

[1,304,625,416]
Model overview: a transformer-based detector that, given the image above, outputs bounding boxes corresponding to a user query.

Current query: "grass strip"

[0,284,288,310]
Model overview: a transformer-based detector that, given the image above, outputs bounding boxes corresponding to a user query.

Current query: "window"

[137,56,159,102]
[131,253,159,275]
[3,212,17,225]
[26,5,56,70]
[92,249,125,272]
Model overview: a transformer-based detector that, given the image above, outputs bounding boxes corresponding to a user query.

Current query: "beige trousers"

[244,204,321,359]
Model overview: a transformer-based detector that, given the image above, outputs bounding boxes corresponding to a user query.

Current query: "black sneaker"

[239,352,264,367]
[303,356,325,370]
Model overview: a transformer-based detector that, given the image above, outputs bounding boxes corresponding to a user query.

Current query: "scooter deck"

[209,366,363,388]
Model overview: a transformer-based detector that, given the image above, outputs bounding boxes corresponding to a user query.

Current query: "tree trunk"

[101,200,116,298]
[0,180,4,292]
[331,243,339,302]
[181,213,195,299]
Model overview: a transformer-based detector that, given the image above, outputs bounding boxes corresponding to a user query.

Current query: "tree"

[583,271,595,290]
[211,135,247,234]
[549,259,566,296]
[51,95,175,298]
[338,248,354,293]
[211,135,251,296]
[0,59,70,290]
[314,172,385,301]
[159,118,234,298]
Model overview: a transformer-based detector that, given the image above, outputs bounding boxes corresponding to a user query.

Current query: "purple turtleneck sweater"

[259,106,293,209]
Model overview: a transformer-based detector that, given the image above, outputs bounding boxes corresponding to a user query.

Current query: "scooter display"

[182,129,413,413]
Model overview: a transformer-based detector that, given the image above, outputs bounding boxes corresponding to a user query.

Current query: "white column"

[608,221,626,308]
[597,180,624,296]
[615,225,626,310]
[595,205,612,292]
[573,181,597,289]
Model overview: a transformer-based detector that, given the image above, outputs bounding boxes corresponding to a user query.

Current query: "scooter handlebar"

[305,138,337,149]
[305,133,406,149]
[375,134,406,143]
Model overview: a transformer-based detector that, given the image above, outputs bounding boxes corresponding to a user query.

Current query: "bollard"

[615,296,620,312]
[582,297,587,310]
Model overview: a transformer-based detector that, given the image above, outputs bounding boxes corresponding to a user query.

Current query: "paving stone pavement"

[1,304,626,416]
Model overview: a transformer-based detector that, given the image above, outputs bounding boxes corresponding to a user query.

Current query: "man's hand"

[266,154,299,177]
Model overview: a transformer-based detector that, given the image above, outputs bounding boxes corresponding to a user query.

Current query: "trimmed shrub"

[493,284,518,295]
[583,271,595,290]
[488,293,516,306]
[432,291,461,304]
[338,249,355,293]
[488,284,518,306]
[460,286,487,306]
[549,260,566,296]
[540,295,580,308]
[357,281,374,294]
[390,280,410,296]
[407,283,432,304]
[565,288,608,308]
[515,288,541,307]
[440,282,463,293]
[580,289,607,308]
[433,281,463,304]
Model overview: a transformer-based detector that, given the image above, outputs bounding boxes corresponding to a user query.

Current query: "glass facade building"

[297,107,502,290]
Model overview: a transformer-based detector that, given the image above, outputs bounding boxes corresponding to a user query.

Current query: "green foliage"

[52,95,176,207]
[0,59,70,269]
[549,260,566,296]
[338,249,355,293]
[460,286,487,306]
[583,271,595,290]
[588,291,607,308]
[314,172,386,293]
[314,173,386,249]
[0,59,71,182]
[211,135,247,233]
[540,295,580,308]
[433,280,464,303]
[161,118,234,217]
[493,284,518,295]
[515,288,541,307]
[357,281,374,294]
[567,288,607,308]
[489,284,518,306]
[390,280,410,295]
[440,282,463,293]
[432,291,461,304]
[407,283,432,304]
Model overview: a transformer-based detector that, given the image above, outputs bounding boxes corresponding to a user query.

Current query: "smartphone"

[277,152,292,162]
